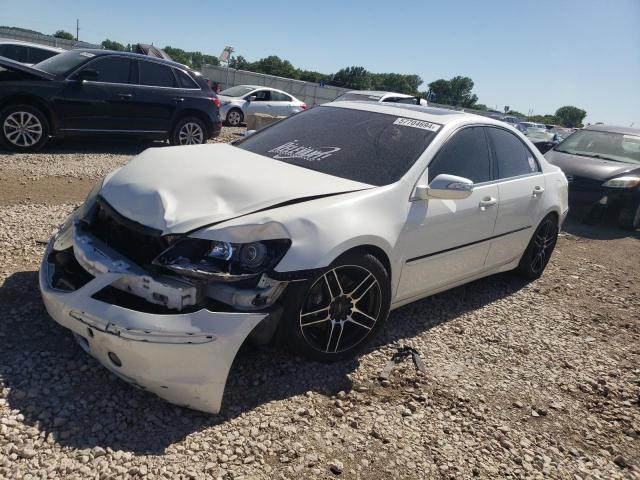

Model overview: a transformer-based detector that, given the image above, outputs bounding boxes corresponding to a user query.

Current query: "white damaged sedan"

[40,102,568,413]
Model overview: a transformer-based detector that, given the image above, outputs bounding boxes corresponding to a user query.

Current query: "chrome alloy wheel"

[530,218,557,274]
[3,111,43,147]
[299,265,382,354]
[178,122,204,145]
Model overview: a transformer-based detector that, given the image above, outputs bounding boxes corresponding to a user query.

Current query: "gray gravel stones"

[0,131,639,479]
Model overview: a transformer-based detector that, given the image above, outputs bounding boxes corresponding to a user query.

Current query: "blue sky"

[2,0,639,125]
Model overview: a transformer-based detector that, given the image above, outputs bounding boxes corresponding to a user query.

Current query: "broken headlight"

[152,238,291,282]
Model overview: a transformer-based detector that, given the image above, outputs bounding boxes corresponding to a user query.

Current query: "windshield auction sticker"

[268,140,341,161]
[393,118,441,132]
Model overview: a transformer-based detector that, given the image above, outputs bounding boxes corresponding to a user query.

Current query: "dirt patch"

[0,175,95,206]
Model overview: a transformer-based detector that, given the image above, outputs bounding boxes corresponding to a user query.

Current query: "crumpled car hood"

[100,143,372,234]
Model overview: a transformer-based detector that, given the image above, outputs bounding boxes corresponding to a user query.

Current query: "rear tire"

[516,214,559,280]
[170,116,207,145]
[280,251,391,363]
[0,104,49,152]
[226,108,243,127]
[618,202,640,231]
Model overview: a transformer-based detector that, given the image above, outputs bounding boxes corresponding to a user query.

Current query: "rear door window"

[139,60,176,87]
[487,127,539,179]
[250,90,271,101]
[428,127,492,183]
[270,91,292,102]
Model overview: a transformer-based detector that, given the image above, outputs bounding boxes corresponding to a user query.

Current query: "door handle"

[118,93,132,99]
[172,97,185,103]
[479,197,497,211]
[532,185,545,197]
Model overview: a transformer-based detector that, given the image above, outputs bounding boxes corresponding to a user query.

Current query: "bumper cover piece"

[40,238,266,413]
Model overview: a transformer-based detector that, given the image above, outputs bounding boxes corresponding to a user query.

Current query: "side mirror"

[74,68,98,82]
[413,174,474,201]
[246,95,256,102]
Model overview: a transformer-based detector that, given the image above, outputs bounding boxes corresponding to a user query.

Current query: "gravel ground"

[0,130,639,479]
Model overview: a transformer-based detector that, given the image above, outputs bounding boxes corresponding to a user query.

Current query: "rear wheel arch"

[173,109,213,137]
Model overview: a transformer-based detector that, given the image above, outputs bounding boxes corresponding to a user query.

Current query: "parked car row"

[0,49,222,151]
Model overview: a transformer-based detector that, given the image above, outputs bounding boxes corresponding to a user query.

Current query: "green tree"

[372,73,422,95]
[228,55,250,70]
[101,39,125,51]
[528,114,559,125]
[251,56,296,78]
[555,106,587,128]
[54,30,75,40]
[507,110,527,117]
[473,103,489,111]
[202,54,219,66]
[331,66,372,90]
[424,76,477,107]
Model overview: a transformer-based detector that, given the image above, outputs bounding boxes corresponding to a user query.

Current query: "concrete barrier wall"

[201,65,350,107]
[0,28,101,50]
[245,113,287,131]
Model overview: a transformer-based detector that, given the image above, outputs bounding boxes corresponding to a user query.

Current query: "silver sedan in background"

[218,85,307,126]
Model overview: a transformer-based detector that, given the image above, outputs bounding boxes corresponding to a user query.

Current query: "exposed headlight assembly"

[153,238,291,282]
[602,176,640,188]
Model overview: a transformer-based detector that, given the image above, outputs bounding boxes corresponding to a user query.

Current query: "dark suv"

[0,49,221,151]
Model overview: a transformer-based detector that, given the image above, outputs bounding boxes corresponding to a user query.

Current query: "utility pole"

[76,19,79,41]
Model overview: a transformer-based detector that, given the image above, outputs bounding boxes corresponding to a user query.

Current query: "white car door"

[396,126,499,302]
[243,90,275,116]
[484,127,546,267]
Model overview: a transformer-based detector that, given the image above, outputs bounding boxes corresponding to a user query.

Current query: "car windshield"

[34,50,94,76]
[236,105,439,186]
[219,85,255,97]
[554,130,640,164]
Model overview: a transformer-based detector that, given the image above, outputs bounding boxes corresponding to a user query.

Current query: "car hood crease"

[100,143,373,234]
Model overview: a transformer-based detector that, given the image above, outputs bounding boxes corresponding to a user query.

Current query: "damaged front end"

[39,195,294,413]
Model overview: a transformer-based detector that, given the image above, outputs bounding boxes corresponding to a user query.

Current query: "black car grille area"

[86,197,170,267]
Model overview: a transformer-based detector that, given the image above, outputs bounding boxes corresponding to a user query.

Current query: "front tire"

[170,116,207,145]
[0,104,49,152]
[281,251,391,362]
[618,202,640,231]
[516,214,559,280]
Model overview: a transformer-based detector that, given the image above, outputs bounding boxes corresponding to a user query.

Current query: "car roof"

[584,124,640,135]
[343,90,411,98]
[0,38,64,52]
[75,49,192,70]
[325,101,504,127]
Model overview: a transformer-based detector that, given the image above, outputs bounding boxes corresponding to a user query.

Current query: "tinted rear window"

[236,106,439,186]
[139,61,176,87]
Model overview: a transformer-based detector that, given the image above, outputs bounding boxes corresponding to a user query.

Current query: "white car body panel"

[39,102,568,413]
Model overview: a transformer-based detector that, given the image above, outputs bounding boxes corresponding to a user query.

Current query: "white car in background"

[218,85,307,126]
[0,39,64,66]
[40,102,568,413]
[334,90,428,106]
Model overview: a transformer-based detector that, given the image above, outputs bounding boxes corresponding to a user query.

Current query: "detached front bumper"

[39,239,267,414]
